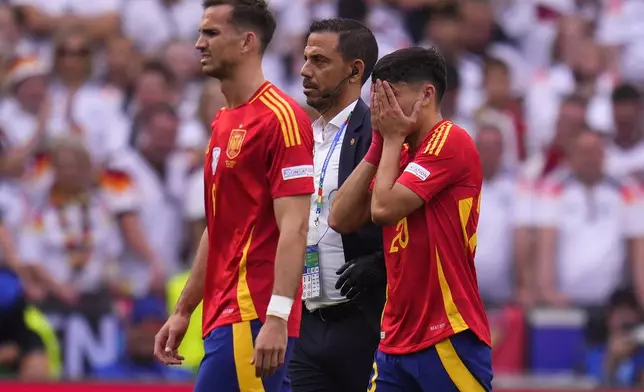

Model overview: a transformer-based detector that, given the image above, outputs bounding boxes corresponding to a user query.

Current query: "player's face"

[385,81,433,132]
[195,5,245,79]
[301,32,354,112]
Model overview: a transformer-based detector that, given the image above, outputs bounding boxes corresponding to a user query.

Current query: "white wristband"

[266,295,294,321]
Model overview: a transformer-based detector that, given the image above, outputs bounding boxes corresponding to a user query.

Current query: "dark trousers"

[288,302,380,392]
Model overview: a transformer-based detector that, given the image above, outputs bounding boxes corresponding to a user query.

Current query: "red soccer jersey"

[202,81,314,338]
[378,119,491,355]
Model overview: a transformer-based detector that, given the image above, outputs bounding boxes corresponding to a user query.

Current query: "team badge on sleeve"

[211,147,221,175]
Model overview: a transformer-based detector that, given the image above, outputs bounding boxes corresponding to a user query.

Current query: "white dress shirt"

[305,100,358,311]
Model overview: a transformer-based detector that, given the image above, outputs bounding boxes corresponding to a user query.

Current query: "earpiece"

[351,67,358,77]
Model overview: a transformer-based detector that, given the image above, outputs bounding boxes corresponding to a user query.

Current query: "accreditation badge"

[302,245,321,300]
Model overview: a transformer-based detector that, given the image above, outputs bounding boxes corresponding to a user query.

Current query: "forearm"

[371,138,404,216]
[536,229,558,293]
[118,213,161,265]
[631,237,644,304]
[272,224,308,299]
[175,229,208,316]
[328,160,377,234]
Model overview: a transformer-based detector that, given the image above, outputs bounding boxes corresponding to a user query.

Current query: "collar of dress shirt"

[312,99,359,142]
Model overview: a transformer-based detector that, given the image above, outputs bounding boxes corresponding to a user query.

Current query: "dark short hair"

[561,93,588,108]
[612,83,641,103]
[202,0,276,53]
[308,18,378,85]
[372,46,447,102]
[140,60,176,88]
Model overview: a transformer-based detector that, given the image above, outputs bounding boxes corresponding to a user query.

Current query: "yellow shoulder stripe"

[259,95,293,148]
[249,83,272,104]
[424,122,453,156]
[265,88,301,147]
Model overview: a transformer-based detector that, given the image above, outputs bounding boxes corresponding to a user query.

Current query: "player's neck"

[321,89,360,123]
[409,114,443,152]
[220,63,266,109]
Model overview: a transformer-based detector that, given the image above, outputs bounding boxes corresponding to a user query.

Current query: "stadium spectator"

[586,288,644,387]
[93,296,193,381]
[18,135,122,305]
[605,84,644,179]
[535,130,644,308]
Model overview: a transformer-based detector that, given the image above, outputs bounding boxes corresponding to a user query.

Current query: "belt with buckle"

[308,301,358,322]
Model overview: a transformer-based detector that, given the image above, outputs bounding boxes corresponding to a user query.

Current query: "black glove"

[335,252,385,299]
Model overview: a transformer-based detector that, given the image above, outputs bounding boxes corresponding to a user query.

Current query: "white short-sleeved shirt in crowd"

[605,142,644,179]
[121,0,202,55]
[524,65,615,153]
[104,149,191,297]
[47,81,124,164]
[475,173,522,303]
[18,191,122,294]
[184,166,205,223]
[535,174,644,306]
[596,0,644,84]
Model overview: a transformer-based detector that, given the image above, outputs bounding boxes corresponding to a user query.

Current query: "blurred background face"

[106,36,139,83]
[138,112,178,164]
[554,17,589,65]
[55,34,92,81]
[134,71,172,110]
[483,65,510,104]
[569,132,605,183]
[14,76,48,113]
[52,147,92,192]
[198,80,226,126]
[301,31,352,113]
[554,101,587,149]
[195,5,245,79]
[613,99,641,135]
[476,127,504,179]
[164,41,201,84]
[460,0,494,53]
[426,17,461,57]
[571,40,603,81]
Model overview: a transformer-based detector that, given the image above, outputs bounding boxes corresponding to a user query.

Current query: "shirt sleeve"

[533,182,563,228]
[396,149,464,203]
[184,169,205,221]
[19,212,45,265]
[100,169,139,215]
[266,113,315,199]
[623,184,644,238]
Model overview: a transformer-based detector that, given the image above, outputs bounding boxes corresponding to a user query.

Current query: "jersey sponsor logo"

[282,165,314,181]
[226,129,247,159]
[404,162,430,181]
[211,147,221,175]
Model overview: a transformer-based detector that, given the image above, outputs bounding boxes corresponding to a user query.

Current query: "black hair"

[372,46,447,102]
[140,60,176,88]
[307,18,378,85]
[130,103,178,146]
[202,0,276,53]
[612,83,641,103]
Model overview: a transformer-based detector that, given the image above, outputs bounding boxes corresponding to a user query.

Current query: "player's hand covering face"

[372,79,422,140]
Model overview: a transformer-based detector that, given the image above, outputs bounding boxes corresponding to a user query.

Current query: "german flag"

[100,169,133,192]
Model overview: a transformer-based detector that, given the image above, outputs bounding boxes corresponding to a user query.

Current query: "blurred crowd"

[0,0,644,388]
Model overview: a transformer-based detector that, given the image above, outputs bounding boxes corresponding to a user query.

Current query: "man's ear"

[240,31,257,53]
[421,84,436,107]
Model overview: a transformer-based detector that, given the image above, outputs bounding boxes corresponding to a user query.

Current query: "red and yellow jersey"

[379,120,491,355]
[203,81,314,338]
